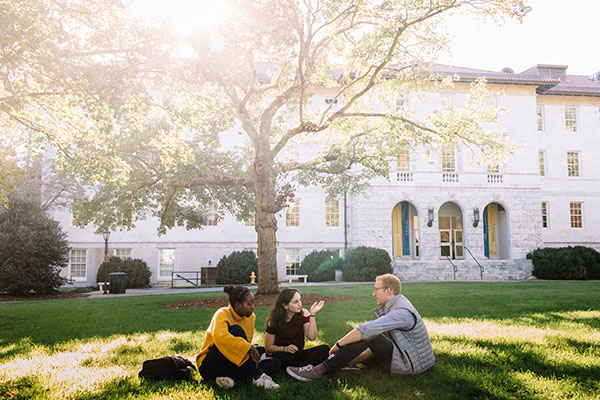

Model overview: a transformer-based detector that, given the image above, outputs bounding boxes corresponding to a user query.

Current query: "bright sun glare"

[131,0,228,37]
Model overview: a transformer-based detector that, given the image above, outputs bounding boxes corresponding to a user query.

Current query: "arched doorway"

[438,202,463,259]
[483,202,510,259]
[392,201,419,259]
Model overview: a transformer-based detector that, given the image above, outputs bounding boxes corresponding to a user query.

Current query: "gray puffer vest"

[374,294,435,375]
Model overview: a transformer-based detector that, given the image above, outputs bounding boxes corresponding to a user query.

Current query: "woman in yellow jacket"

[196,286,280,389]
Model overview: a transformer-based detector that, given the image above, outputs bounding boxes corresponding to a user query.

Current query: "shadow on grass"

[432,336,599,399]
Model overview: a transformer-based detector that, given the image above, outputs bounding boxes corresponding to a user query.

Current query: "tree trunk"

[254,159,279,295]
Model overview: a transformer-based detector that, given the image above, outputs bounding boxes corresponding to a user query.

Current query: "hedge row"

[216,250,258,284]
[527,246,600,280]
[299,246,392,282]
[96,256,152,288]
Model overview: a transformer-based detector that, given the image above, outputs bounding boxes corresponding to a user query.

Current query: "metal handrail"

[171,271,202,288]
[446,256,458,280]
[464,246,484,280]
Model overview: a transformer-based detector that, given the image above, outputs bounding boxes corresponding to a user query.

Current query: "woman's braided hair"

[223,286,251,306]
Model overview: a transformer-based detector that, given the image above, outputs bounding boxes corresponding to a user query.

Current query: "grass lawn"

[1,281,599,399]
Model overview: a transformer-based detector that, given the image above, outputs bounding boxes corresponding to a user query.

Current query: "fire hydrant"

[250,271,256,284]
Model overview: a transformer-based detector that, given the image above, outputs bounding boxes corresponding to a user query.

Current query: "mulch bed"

[0,292,91,302]
[162,293,356,309]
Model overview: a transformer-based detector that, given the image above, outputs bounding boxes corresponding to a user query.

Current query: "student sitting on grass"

[286,274,435,381]
[196,286,280,389]
[264,288,330,370]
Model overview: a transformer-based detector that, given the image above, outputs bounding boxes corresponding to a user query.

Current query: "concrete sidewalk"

[86,281,372,299]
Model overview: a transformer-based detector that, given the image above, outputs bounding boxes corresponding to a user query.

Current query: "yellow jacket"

[196,305,255,367]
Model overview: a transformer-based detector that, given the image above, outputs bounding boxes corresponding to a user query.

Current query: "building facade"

[54,63,600,286]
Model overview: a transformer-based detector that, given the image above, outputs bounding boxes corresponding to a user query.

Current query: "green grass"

[1,281,599,399]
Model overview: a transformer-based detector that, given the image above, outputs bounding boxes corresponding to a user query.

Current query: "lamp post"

[102,230,110,294]
[472,207,480,228]
[427,207,434,227]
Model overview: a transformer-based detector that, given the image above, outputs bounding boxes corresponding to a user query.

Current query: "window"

[326,199,339,227]
[536,105,545,131]
[206,201,218,226]
[286,199,300,227]
[541,202,548,228]
[395,95,407,112]
[538,151,546,176]
[115,249,131,259]
[570,202,583,228]
[486,96,498,109]
[397,144,410,171]
[285,248,301,275]
[325,248,342,257]
[486,96,499,121]
[245,212,255,227]
[440,93,455,108]
[117,209,132,227]
[442,144,456,172]
[70,249,87,280]
[325,98,339,111]
[565,106,577,132]
[159,249,175,278]
[487,164,500,173]
[567,151,580,177]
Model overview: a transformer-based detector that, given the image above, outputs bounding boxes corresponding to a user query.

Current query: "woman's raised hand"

[309,300,325,315]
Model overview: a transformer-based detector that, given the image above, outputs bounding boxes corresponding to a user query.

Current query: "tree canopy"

[1,0,530,293]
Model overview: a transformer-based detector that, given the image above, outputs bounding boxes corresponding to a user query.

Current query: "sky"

[131,0,599,76]
[439,0,600,75]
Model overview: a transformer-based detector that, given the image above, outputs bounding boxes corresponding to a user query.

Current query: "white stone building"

[54,63,600,286]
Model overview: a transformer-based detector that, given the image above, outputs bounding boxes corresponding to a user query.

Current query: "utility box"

[335,269,343,282]
[109,272,127,294]
[201,267,217,285]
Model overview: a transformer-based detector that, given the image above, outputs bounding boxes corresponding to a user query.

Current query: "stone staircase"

[393,259,533,281]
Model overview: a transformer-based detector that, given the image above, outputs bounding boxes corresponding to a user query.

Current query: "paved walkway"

[87,281,372,299]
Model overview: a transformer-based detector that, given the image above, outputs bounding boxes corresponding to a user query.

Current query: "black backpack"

[138,355,197,380]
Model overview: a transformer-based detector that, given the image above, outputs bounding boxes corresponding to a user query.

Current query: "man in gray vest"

[286,273,435,381]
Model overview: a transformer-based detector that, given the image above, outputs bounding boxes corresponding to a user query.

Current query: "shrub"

[96,256,151,288]
[216,250,258,284]
[342,246,392,281]
[314,256,344,282]
[527,246,600,280]
[299,250,338,282]
[0,194,69,294]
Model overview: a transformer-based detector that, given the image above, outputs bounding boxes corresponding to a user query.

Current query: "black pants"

[270,344,330,370]
[324,334,393,372]
[198,324,281,382]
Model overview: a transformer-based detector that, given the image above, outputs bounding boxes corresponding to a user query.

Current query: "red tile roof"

[545,75,600,96]
[252,62,600,97]
[431,64,600,97]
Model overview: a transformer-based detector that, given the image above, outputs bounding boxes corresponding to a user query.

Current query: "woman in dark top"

[265,288,330,369]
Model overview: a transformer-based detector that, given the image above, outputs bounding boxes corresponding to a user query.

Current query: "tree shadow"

[431,336,599,398]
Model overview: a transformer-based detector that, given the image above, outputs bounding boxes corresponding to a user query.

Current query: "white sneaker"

[252,373,280,389]
[215,376,235,389]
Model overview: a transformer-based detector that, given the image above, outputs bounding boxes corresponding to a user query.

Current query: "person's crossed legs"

[287,334,392,381]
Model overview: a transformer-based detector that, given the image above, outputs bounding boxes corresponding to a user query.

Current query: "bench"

[98,281,110,291]
[287,274,308,283]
